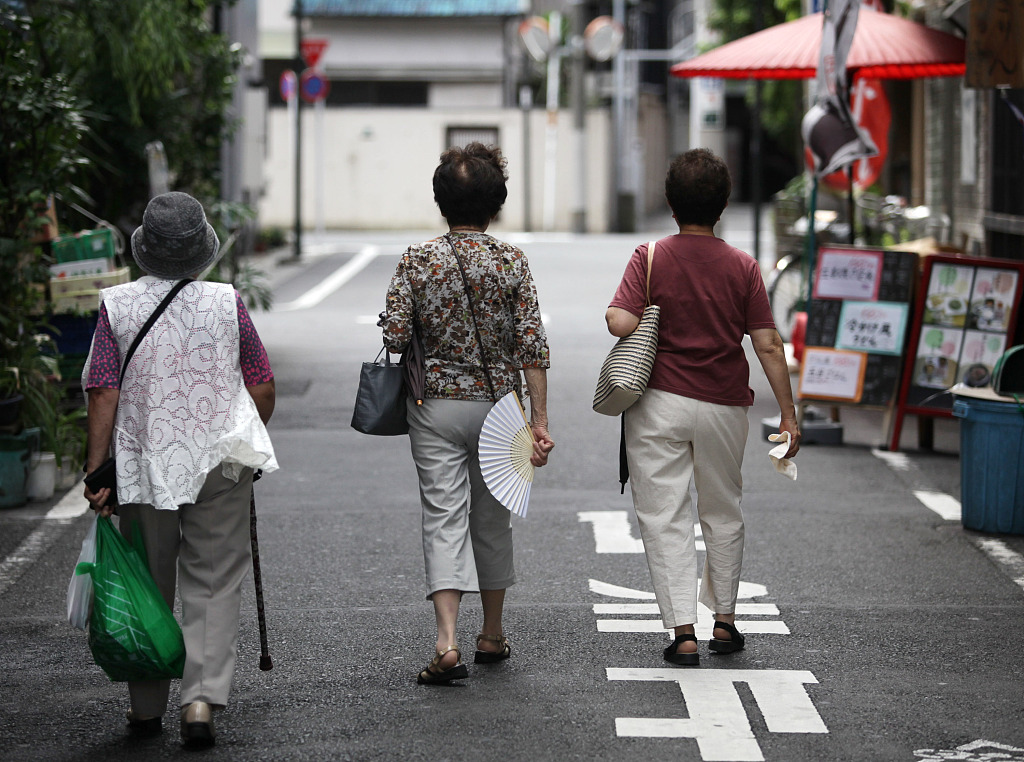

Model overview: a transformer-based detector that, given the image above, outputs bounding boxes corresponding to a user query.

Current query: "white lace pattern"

[87,277,278,510]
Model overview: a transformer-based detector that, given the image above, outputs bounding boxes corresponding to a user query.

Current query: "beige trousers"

[117,466,253,716]
[624,389,748,629]
[408,398,516,598]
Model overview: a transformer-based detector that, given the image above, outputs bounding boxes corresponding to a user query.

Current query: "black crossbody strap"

[445,235,497,402]
[118,279,193,385]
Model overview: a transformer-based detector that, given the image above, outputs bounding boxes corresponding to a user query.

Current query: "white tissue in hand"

[768,432,798,480]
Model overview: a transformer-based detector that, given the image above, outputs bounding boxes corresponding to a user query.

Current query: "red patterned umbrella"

[670,8,965,81]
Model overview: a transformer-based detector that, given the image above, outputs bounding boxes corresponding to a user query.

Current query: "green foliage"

[706,0,806,153]
[29,0,243,229]
[204,201,274,311]
[256,226,287,251]
[0,10,89,449]
[0,12,90,240]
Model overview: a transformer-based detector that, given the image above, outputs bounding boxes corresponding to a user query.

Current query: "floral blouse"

[383,232,550,402]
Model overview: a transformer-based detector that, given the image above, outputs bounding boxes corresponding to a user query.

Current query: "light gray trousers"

[117,466,253,716]
[625,389,748,629]
[408,398,516,598]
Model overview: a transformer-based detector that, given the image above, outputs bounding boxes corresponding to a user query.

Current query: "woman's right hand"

[84,484,115,517]
[779,417,801,458]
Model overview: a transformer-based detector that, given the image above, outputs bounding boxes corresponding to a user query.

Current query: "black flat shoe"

[663,634,700,666]
[126,709,162,738]
[180,702,215,749]
[709,620,745,654]
[474,633,511,664]
[417,645,469,684]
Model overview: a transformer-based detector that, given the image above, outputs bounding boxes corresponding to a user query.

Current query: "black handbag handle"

[118,279,193,385]
[446,234,498,402]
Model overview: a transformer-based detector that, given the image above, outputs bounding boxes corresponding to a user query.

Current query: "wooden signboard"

[800,247,918,422]
[889,254,1024,451]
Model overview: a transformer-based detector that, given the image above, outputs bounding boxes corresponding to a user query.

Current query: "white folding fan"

[479,392,535,518]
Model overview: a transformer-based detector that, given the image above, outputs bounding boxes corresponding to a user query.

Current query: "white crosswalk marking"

[593,603,780,616]
[578,510,705,552]
[609,668,827,762]
[598,619,791,636]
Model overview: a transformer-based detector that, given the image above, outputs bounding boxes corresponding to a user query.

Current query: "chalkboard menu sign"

[800,247,918,407]
[889,254,1024,451]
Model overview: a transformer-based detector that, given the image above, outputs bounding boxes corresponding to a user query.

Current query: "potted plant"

[47,405,87,491]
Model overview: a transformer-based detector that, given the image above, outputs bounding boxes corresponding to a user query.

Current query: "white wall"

[317,18,507,82]
[259,106,613,232]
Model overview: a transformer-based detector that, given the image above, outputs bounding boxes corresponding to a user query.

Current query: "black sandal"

[474,633,511,664]
[663,634,700,666]
[709,620,745,654]
[417,645,469,684]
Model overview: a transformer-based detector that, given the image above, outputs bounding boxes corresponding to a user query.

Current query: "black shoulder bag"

[84,279,193,503]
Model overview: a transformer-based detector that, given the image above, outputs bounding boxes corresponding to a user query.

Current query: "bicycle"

[766,197,950,342]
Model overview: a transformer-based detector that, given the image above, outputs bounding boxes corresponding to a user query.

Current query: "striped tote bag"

[593,241,660,416]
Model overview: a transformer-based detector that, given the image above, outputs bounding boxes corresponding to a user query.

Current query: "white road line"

[275,244,380,311]
[974,538,1024,592]
[598,620,791,635]
[874,452,1024,595]
[593,603,780,616]
[46,479,90,520]
[579,511,704,553]
[589,578,768,600]
[578,511,644,553]
[913,490,962,521]
[0,482,88,597]
[871,448,912,471]
[589,579,656,599]
[609,668,826,761]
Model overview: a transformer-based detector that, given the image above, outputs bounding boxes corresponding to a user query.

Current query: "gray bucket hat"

[130,192,219,279]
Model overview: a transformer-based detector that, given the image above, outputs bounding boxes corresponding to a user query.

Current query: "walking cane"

[250,484,273,671]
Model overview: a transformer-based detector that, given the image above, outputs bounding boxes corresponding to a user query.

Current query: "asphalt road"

[2,211,1023,762]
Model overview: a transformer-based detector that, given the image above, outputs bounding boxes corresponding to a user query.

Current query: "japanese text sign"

[813,248,883,300]
[799,348,867,402]
[835,301,909,356]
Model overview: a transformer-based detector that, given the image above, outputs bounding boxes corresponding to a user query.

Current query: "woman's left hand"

[530,424,554,467]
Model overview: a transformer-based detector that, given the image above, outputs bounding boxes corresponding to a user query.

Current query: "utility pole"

[570,1,587,233]
[293,0,303,260]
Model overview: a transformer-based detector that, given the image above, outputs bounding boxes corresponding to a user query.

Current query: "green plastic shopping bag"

[81,516,185,682]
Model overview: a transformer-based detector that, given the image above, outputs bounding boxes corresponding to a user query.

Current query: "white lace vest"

[85,277,278,510]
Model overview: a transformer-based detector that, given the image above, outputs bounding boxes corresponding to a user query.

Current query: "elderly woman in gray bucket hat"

[82,191,279,748]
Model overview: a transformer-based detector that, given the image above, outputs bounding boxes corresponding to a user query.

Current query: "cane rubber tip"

[260,656,274,671]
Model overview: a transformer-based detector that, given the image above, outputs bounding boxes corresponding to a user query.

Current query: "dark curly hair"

[665,148,732,227]
[433,142,509,228]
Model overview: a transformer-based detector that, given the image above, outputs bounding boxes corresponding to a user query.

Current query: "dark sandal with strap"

[474,633,512,664]
[663,634,700,666]
[709,620,745,654]
[417,645,469,684]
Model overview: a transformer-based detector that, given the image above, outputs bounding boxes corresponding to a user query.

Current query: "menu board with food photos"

[800,247,918,407]
[889,254,1024,451]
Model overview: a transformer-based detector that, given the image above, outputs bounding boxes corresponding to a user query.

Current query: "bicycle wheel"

[767,255,806,343]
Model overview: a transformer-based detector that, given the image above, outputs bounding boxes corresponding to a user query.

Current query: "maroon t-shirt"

[609,234,776,407]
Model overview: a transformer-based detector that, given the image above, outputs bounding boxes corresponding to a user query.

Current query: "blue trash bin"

[952,396,1024,534]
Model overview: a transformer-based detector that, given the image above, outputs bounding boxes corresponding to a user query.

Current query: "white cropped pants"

[624,389,748,629]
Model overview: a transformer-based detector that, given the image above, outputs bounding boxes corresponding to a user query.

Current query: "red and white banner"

[801,0,879,178]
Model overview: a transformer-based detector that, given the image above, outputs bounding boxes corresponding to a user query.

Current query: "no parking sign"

[300,70,329,103]
[279,70,297,102]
